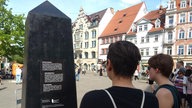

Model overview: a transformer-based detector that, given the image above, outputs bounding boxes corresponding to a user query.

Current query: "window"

[170,1,174,9]
[79,53,82,58]
[92,30,96,38]
[169,16,174,25]
[102,38,105,44]
[167,47,172,55]
[154,48,158,55]
[144,24,148,31]
[141,37,144,43]
[85,32,89,39]
[179,30,185,39]
[180,1,186,8]
[141,49,144,56]
[155,35,158,42]
[119,36,122,41]
[178,45,184,55]
[110,37,113,43]
[188,45,192,55]
[101,49,104,54]
[85,42,89,48]
[81,42,82,48]
[106,38,109,44]
[180,13,186,23]
[115,37,118,42]
[146,49,149,56]
[91,51,96,58]
[79,24,83,29]
[146,36,149,43]
[139,25,142,31]
[190,13,192,22]
[84,52,88,58]
[189,28,192,38]
[74,53,77,59]
[92,41,96,48]
[168,32,173,41]
[155,19,161,28]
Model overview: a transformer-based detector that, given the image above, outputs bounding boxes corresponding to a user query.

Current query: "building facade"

[165,0,192,65]
[98,2,147,62]
[72,7,114,70]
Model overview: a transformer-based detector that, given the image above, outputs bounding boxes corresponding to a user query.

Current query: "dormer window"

[180,0,186,8]
[123,13,126,17]
[139,25,142,32]
[119,20,123,23]
[155,19,161,28]
[114,28,118,31]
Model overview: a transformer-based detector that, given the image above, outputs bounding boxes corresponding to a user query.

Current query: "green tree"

[0,0,25,63]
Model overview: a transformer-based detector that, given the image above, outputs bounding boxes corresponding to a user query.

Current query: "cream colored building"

[72,7,114,71]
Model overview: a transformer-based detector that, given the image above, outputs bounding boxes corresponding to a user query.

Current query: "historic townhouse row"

[72,7,114,70]
[164,0,192,66]
[72,0,192,71]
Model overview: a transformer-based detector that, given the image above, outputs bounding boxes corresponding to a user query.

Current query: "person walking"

[76,67,81,81]
[80,41,158,108]
[148,54,181,108]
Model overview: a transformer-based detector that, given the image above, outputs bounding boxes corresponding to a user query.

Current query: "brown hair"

[148,53,174,78]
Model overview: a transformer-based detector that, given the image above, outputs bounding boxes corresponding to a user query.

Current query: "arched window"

[85,31,89,40]
[179,29,185,39]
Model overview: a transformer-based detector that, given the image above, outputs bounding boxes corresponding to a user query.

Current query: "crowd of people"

[79,40,192,108]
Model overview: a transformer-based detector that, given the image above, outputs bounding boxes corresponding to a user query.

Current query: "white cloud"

[156,0,169,9]
[120,0,141,5]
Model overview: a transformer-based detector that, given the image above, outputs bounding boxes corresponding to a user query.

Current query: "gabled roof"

[100,2,144,37]
[131,7,166,34]
[86,8,108,23]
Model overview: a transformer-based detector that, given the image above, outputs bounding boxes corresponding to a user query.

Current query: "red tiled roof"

[100,2,144,37]
[149,27,164,33]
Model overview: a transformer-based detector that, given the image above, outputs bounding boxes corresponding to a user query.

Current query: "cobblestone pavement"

[0,72,154,108]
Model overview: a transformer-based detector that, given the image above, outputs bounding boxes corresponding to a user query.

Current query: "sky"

[7,0,169,22]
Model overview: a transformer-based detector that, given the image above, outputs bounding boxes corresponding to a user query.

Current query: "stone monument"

[22,1,77,108]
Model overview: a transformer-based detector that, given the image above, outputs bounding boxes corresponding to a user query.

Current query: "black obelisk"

[22,1,77,108]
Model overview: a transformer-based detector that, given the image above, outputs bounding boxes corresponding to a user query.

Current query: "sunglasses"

[147,66,151,70]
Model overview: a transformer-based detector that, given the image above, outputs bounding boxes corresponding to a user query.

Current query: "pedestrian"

[76,67,81,81]
[174,69,187,108]
[82,68,86,75]
[16,67,22,84]
[80,41,159,108]
[148,53,181,108]
[99,66,103,76]
[186,69,192,108]
[134,69,139,80]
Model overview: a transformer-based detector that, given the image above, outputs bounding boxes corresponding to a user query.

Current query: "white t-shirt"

[16,68,22,75]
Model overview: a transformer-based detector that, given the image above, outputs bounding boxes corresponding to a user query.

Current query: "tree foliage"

[0,0,25,63]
